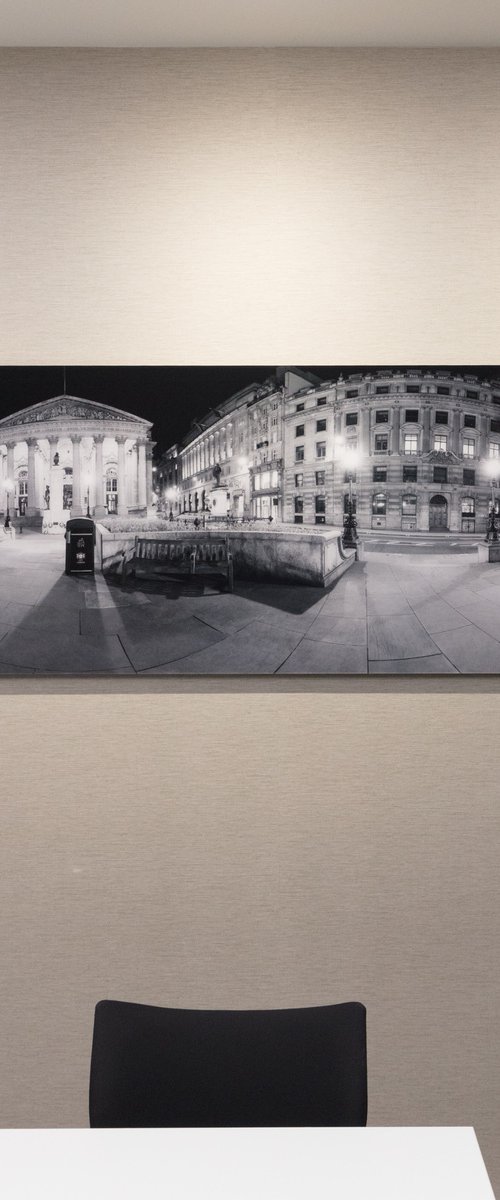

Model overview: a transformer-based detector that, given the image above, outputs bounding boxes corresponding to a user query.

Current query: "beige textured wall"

[0,49,499,1192]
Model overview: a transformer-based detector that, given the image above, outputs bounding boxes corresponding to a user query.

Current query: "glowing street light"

[484,455,499,543]
[336,443,361,549]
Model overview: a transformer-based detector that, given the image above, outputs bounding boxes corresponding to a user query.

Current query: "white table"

[0,1127,495,1200]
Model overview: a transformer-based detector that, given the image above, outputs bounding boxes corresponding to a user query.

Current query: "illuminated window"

[462,497,475,515]
[434,434,447,452]
[404,434,418,455]
[489,442,500,458]
[462,437,475,459]
[372,493,386,515]
[294,473,303,487]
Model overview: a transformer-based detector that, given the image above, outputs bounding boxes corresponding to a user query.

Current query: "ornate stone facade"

[0,394,153,530]
[284,370,500,533]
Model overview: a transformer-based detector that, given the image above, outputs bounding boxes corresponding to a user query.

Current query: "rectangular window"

[491,418,500,434]
[375,434,388,452]
[404,434,418,455]
[403,464,418,482]
[346,389,359,399]
[435,410,449,424]
[464,413,476,428]
[375,409,389,423]
[434,434,447,451]
[316,418,327,432]
[462,437,475,459]
[295,445,304,462]
[294,497,303,524]
[317,397,327,406]
[406,384,420,394]
[372,493,387,515]
[433,466,448,483]
[402,494,417,516]
[463,468,475,485]
[315,496,326,514]
[462,497,475,515]
[294,473,303,487]
[296,402,304,412]
[376,386,389,395]
[345,412,358,425]
[437,385,450,395]
[466,389,478,400]
[373,466,387,482]
[315,470,325,485]
[405,409,419,423]
[295,424,305,438]
[316,441,326,458]
[489,442,500,458]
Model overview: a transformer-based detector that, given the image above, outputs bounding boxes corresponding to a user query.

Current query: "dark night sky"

[0,365,498,456]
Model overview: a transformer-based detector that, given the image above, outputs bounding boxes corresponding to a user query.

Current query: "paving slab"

[368,612,438,661]
[0,628,131,673]
[305,615,367,647]
[431,624,500,673]
[277,637,367,674]
[369,654,458,674]
[412,598,471,635]
[144,620,302,675]
[119,614,225,672]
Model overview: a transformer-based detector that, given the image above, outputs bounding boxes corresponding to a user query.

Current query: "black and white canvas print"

[1,364,500,676]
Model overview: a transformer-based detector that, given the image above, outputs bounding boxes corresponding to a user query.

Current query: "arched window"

[372,492,386,516]
[402,493,417,516]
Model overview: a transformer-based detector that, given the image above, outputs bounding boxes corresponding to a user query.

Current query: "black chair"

[89,999,367,1128]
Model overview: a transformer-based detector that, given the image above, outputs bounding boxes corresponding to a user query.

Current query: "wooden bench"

[121,535,234,592]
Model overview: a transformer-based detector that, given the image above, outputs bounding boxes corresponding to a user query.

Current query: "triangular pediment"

[0,394,151,430]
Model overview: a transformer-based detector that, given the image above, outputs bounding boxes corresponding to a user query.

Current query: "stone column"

[48,436,63,522]
[94,436,106,518]
[360,409,370,456]
[5,442,15,514]
[116,436,128,516]
[71,436,83,515]
[26,438,38,515]
[422,407,431,454]
[452,410,461,456]
[137,440,147,510]
[391,407,401,455]
[146,444,153,507]
[479,414,488,459]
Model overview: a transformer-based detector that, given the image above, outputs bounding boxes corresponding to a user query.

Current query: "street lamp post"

[338,445,360,549]
[484,458,499,543]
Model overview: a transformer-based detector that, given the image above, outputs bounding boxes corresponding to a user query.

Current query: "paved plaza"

[1,530,500,673]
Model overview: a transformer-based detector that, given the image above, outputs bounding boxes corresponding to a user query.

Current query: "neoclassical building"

[0,394,154,529]
[283,370,500,534]
[164,367,500,535]
[159,368,319,521]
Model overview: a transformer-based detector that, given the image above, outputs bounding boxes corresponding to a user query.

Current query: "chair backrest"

[89,1000,367,1128]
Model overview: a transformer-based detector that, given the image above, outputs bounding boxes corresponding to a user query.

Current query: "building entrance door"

[429,494,448,530]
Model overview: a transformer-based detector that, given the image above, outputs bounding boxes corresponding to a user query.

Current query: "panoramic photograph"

[1,364,500,675]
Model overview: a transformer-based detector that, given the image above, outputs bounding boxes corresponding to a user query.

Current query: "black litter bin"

[65,517,95,575]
